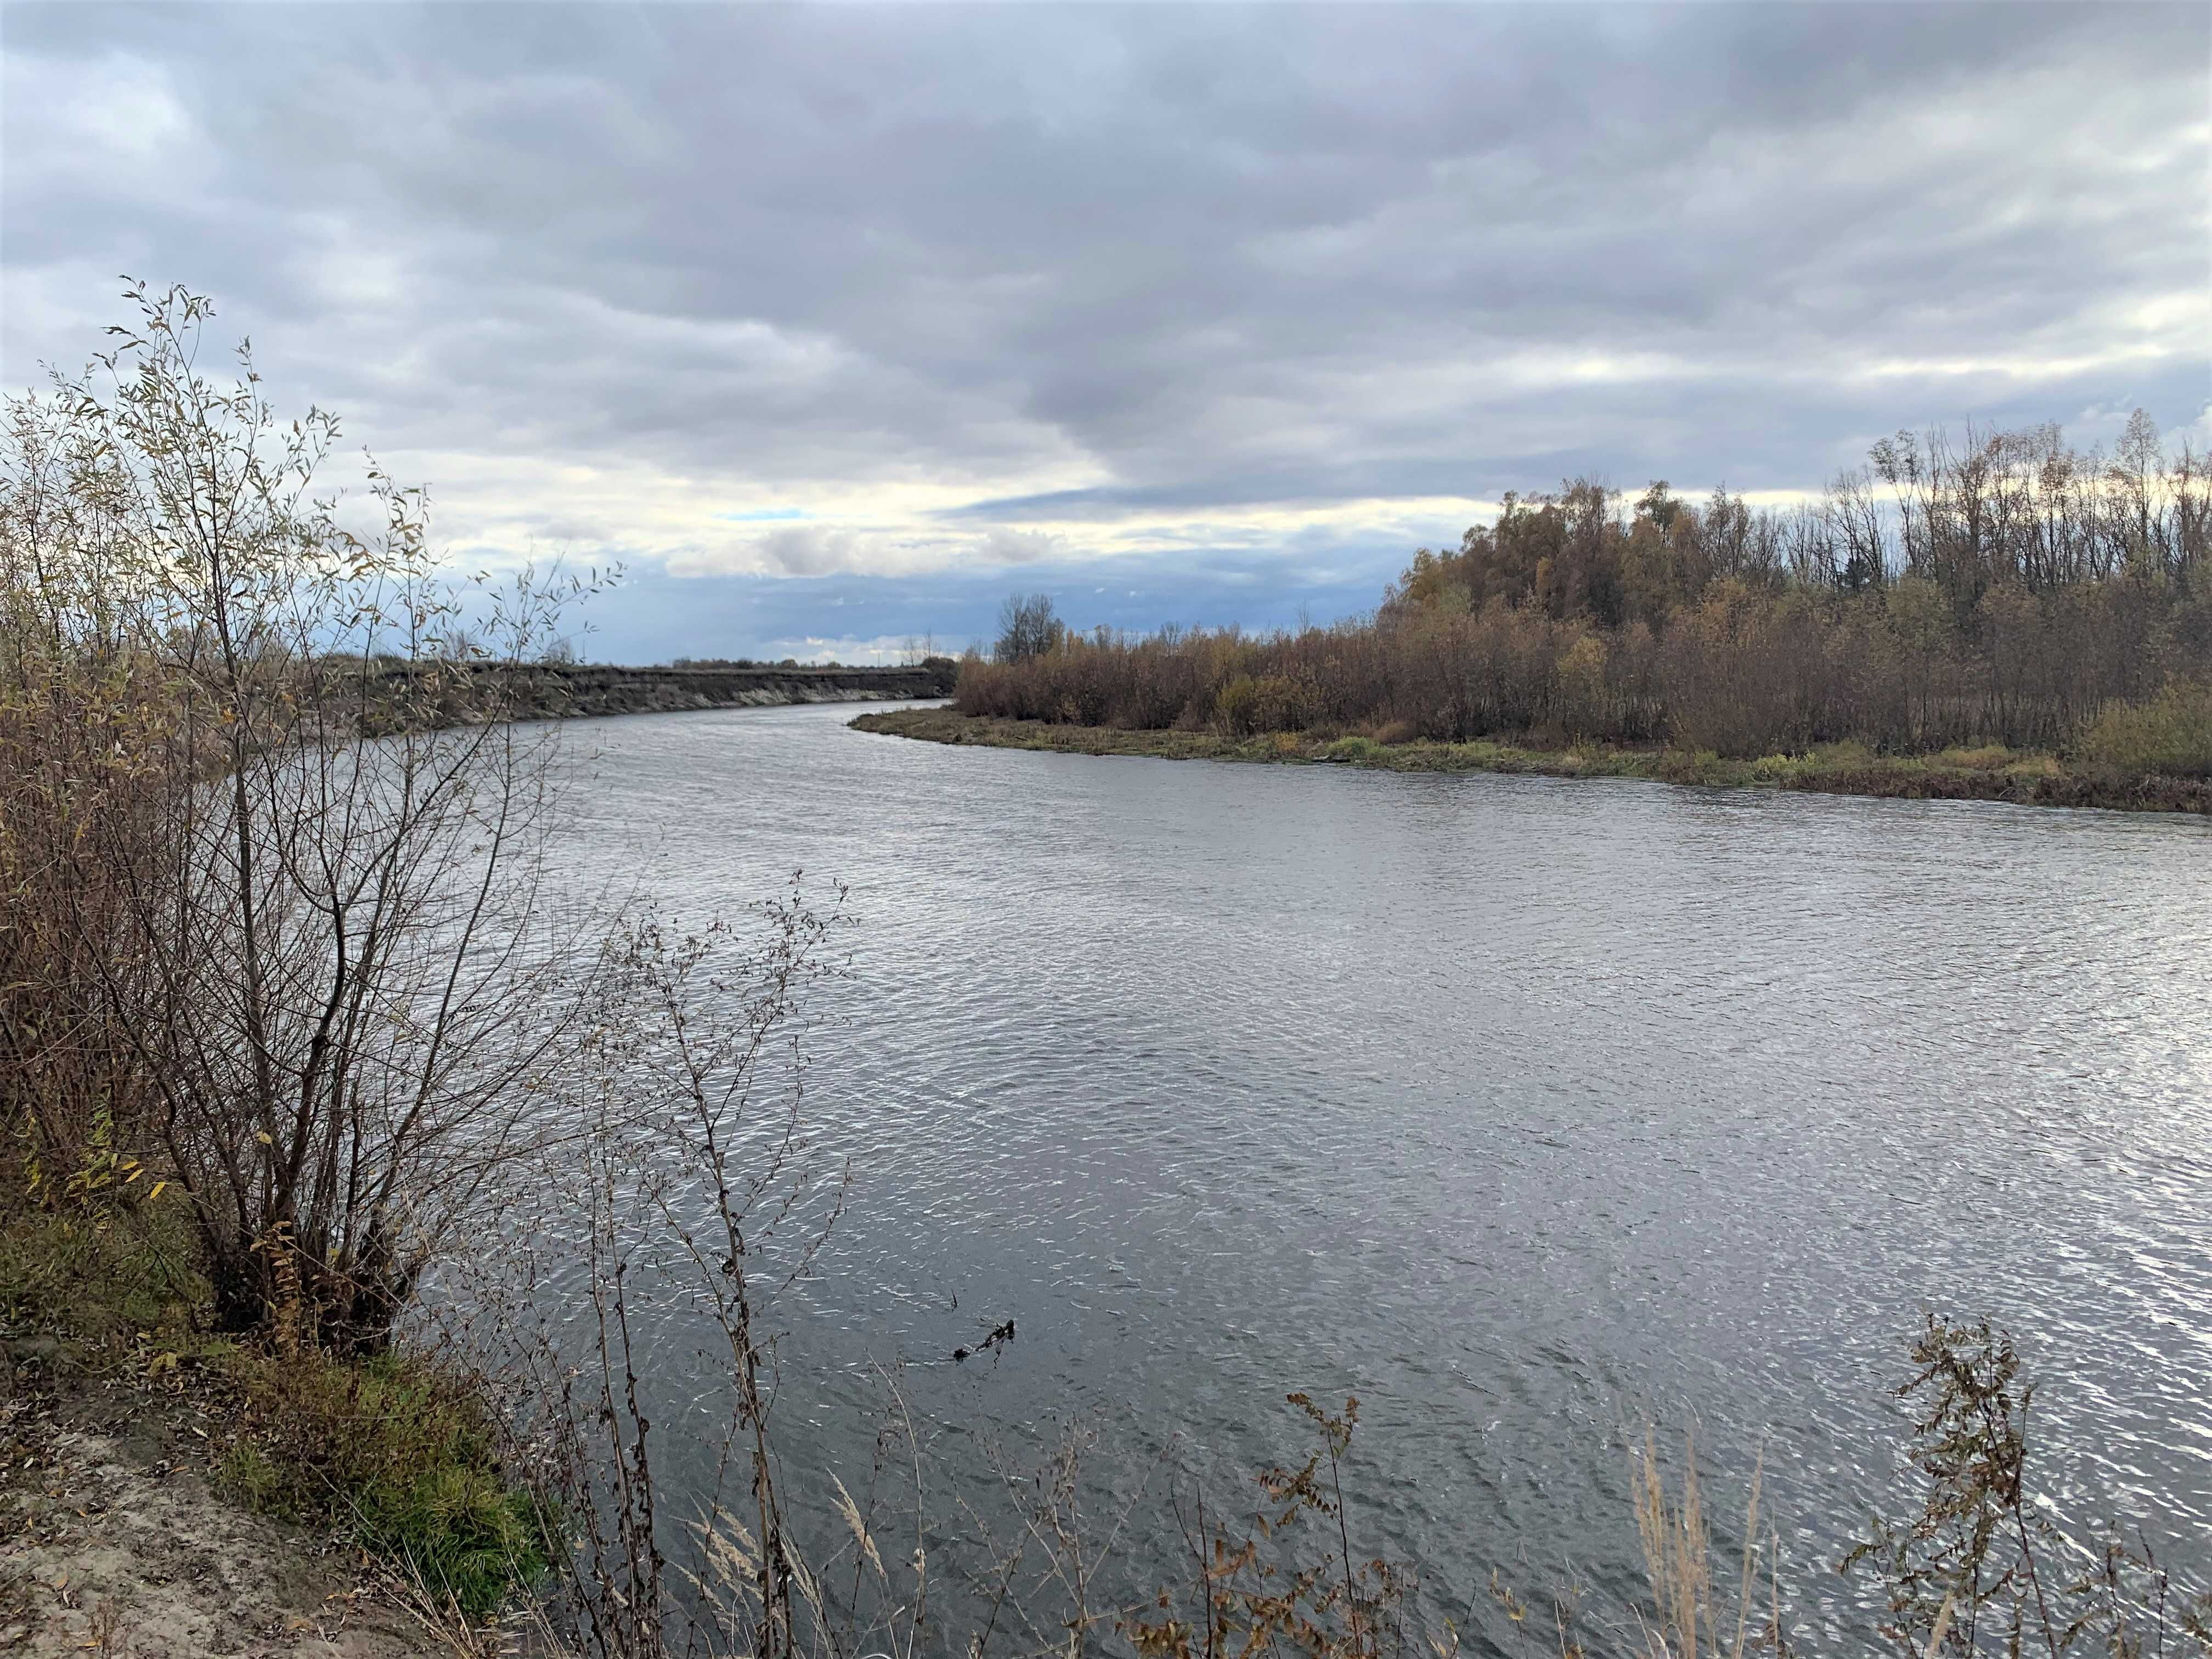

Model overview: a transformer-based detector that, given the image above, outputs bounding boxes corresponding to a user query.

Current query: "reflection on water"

[537,700,2212,1648]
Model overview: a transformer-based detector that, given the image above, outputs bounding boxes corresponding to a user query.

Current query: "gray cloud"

[749,524,870,579]
[978,528,1062,566]
[3,2,2205,654]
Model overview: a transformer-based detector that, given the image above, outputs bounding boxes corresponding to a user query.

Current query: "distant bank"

[850,706,2212,816]
[370,660,957,727]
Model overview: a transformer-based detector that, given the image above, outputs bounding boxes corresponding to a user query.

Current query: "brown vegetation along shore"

[851,706,2212,814]
[951,419,2211,806]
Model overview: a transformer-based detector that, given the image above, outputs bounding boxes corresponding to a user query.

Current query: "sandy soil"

[2,1348,453,1658]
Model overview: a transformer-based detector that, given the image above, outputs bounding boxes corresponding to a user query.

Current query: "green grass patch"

[353,1464,551,1618]
[1,1177,548,1620]
[213,1340,554,1617]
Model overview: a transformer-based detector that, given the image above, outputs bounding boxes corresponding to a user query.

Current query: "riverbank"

[1,1197,538,1652]
[364,661,957,730]
[2,1417,453,1657]
[850,706,2212,815]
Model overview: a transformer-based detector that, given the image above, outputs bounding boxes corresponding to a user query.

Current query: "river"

[535,698,2212,1652]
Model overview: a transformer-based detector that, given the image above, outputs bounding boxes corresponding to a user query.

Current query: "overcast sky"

[4,3,2206,660]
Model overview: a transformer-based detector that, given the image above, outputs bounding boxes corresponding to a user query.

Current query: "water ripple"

[539,704,2212,1643]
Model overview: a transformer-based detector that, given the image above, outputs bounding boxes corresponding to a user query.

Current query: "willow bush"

[0,281,603,1348]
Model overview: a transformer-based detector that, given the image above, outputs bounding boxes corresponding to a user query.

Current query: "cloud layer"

[4,3,2205,657]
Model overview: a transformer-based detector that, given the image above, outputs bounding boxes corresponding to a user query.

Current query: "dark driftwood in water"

[953,1319,1017,1362]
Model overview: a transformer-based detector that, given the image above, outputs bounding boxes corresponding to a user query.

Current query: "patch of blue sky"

[715,508,814,522]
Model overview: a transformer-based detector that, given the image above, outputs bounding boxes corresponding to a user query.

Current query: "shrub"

[1,281,600,1351]
[0,1160,201,1336]
[1216,674,1307,735]
[2075,680,2212,777]
[1554,629,1612,741]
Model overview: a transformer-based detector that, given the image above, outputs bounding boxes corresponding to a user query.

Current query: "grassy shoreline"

[1,1191,545,1641]
[851,706,2212,815]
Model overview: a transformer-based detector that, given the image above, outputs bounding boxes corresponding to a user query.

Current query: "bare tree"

[0,281,605,1347]
[452,885,900,1659]
[995,592,1063,664]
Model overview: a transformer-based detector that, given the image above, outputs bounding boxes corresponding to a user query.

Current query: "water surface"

[539,701,2212,1650]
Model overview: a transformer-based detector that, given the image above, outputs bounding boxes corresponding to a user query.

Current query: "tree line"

[968,415,2211,769]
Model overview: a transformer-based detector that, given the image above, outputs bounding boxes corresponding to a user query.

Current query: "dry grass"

[1629,1432,1776,1659]
[852,708,2212,815]
[1929,745,2013,772]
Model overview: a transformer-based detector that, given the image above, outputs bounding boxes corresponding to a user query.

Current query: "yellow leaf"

[148,1181,167,1201]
